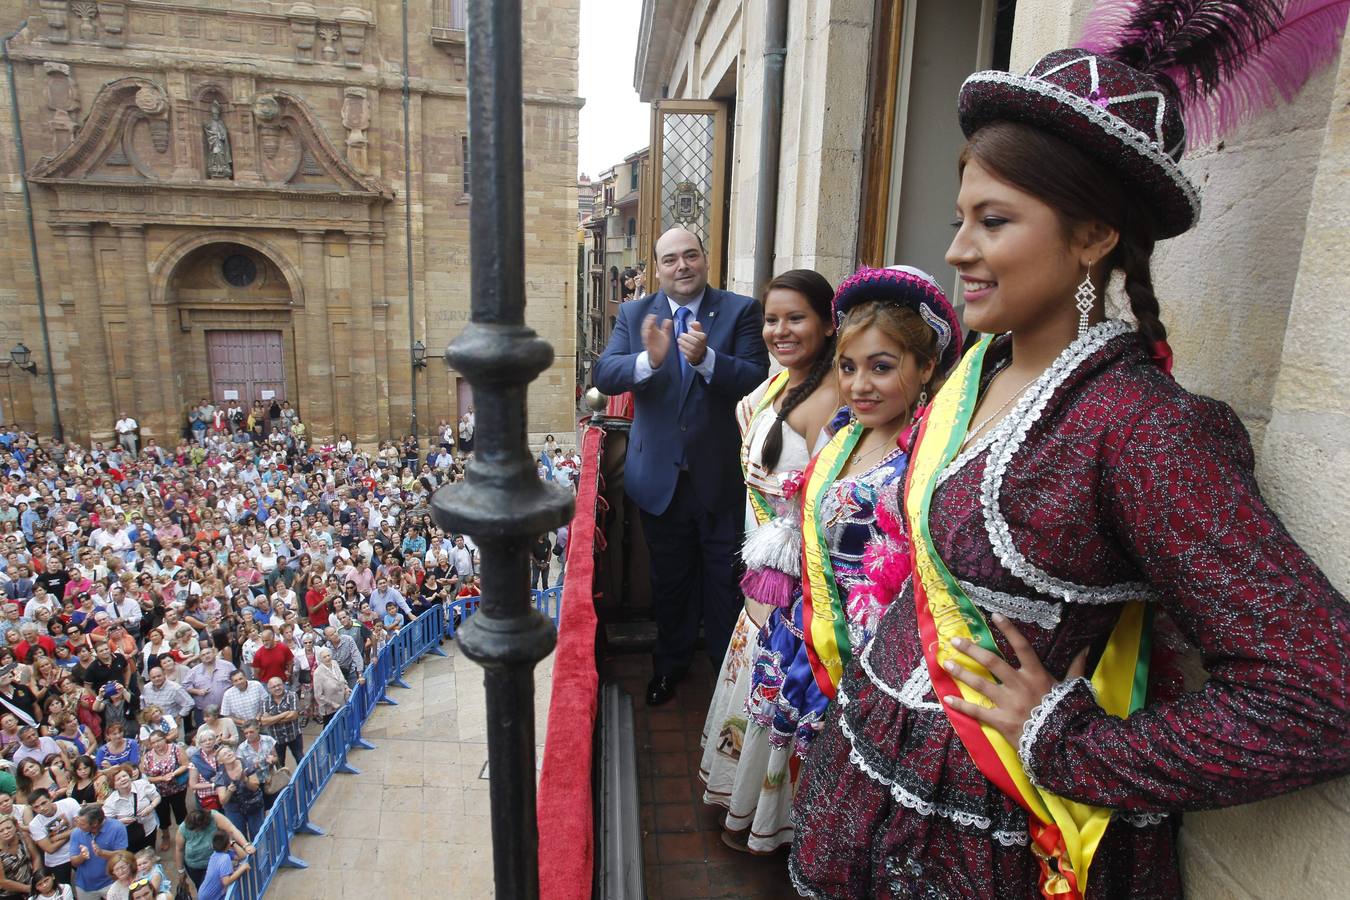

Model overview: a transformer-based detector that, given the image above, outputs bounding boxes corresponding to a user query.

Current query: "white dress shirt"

[633,293,718,384]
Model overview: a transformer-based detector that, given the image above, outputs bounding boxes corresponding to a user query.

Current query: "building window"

[431,0,467,46]
[221,254,258,288]
[461,135,471,197]
[626,218,636,249]
[630,164,639,192]
[433,0,467,31]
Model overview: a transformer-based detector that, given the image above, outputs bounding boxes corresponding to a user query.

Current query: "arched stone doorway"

[161,236,300,430]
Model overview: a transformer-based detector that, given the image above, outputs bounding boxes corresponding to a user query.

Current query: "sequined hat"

[832,266,963,376]
[958,48,1200,239]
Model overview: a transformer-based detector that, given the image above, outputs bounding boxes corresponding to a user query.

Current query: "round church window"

[222,254,258,287]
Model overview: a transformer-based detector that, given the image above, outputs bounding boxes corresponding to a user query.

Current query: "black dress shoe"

[646,674,678,706]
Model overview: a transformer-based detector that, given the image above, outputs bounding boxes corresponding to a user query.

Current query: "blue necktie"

[674,306,692,377]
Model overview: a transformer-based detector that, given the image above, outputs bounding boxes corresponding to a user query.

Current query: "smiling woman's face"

[762,287,831,373]
[836,323,931,434]
[946,158,1088,337]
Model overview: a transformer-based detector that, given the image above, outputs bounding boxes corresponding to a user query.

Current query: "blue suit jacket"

[592,288,769,516]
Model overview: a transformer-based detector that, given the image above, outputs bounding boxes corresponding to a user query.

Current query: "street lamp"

[9,343,36,375]
[411,339,428,370]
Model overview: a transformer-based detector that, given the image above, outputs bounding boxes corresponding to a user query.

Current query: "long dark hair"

[758,269,836,472]
[959,121,1166,347]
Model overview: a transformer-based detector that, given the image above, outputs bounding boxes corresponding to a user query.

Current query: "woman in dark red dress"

[788,6,1350,899]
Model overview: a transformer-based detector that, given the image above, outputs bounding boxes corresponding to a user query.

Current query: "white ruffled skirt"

[698,608,796,852]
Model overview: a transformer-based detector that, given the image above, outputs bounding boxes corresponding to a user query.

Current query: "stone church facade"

[0,0,581,446]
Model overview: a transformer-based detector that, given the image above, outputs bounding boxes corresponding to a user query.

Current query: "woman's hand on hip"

[940,613,1089,747]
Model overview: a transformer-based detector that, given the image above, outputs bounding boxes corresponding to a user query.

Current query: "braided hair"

[1114,222,1166,346]
[758,270,836,472]
[960,122,1168,360]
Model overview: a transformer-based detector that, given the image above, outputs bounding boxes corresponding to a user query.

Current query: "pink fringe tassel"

[740,566,796,608]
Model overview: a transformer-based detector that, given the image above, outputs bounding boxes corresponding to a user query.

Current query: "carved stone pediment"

[28,77,167,181]
[29,77,391,200]
[249,91,384,192]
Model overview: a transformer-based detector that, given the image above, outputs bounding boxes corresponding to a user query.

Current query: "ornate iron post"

[430,0,574,898]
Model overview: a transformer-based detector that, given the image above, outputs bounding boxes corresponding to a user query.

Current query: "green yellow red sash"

[800,420,864,697]
[906,336,1151,899]
[740,371,791,527]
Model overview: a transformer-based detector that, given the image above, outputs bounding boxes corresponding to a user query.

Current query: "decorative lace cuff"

[1017,677,1094,788]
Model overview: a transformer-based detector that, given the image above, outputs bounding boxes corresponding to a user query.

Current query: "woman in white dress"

[699,269,840,850]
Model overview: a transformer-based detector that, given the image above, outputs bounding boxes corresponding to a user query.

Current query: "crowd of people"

[595,15,1350,889]
[0,407,570,899]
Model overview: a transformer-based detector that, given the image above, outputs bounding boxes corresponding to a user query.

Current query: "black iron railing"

[430,1,574,897]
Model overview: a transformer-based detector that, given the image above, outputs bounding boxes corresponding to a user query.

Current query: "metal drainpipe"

[401,0,418,440]
[2,22,63,442]
[430,0,574,896]
[752,0,788,298]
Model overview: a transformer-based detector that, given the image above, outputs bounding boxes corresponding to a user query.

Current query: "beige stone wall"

[0,0,579,446]
[1182,33,1350,900]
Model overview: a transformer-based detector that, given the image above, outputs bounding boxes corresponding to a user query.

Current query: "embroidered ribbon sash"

[800,420,864,697]
[906,336,1151,900]
[740,371,792,528]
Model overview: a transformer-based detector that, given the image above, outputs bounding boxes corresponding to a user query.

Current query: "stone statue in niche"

[341,86,369,172]
[202,100,232,179]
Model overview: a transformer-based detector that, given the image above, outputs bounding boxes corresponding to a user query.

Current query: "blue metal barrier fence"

[224,590,563,899]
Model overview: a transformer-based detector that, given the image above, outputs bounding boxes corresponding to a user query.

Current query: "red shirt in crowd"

[305,589,330,628]
[251,641,294,683]
[14,635,56,662]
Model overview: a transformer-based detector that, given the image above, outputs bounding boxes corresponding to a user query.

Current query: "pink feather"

[1079,0,1350,146]
[1079,0,1144,55]
[1176,0,1349,145]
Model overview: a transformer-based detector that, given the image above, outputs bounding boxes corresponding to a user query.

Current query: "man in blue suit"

[594,227,768,705]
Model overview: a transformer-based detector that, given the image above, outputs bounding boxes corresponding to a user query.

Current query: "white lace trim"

[962,66,1201,223]
[979,320,1156,605]
[1037,54,1168,148]
[1016,677,1091,788]
[1118,810,1170,827]
[838,685,1029,846]
[789,856,828,899]
[861,641,942,712]
[958,580,1062,630]
[936,411,1011,488]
